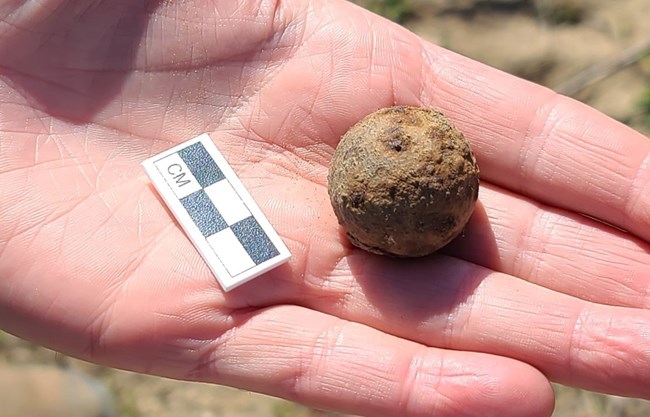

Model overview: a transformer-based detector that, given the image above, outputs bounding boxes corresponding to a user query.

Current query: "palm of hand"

[1,1,649,417]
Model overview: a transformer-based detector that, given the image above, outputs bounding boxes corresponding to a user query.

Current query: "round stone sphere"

[327,106,480,257]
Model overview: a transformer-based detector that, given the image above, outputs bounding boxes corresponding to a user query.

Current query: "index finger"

[415,41,650,241]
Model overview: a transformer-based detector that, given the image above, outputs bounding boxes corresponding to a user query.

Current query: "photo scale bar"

[142,133,291,291]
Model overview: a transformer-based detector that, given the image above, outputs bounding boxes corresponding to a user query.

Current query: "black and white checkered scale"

[156,141,280,277]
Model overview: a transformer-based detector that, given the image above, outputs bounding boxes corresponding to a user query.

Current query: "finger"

[275,256,650,399]
[190,305,554,417]
[415,39,650,241]
[442,183,650,309]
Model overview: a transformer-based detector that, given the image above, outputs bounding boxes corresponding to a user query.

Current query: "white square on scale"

[207,228,256,276]
[204,180,251,226]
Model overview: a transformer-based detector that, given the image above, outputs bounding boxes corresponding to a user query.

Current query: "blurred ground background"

[2,1,649,417]
[363,0,650,135]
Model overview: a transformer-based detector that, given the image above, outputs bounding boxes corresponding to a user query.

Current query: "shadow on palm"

[1,0,164,122]
[350,201,499,322]
[224,195,499,343]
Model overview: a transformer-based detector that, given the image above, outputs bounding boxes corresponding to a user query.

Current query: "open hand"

[1,1,649,416]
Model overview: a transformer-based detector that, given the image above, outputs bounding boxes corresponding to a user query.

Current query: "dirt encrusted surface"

[329,106,479,256]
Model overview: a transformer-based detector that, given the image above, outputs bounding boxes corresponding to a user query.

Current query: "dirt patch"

[400,0,650,134]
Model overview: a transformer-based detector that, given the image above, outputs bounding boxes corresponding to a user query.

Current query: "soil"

[403,0,650,135]
[328,106,479,256]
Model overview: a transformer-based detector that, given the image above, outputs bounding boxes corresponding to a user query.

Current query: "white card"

[142,133,291,291]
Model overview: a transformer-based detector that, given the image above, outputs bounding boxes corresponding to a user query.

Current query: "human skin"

[0,1,649,417]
